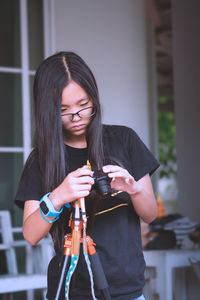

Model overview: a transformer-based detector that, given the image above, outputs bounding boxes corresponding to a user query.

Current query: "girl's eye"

[80,101,89,107]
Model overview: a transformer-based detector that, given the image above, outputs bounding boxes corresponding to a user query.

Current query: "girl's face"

[61,80,94,142]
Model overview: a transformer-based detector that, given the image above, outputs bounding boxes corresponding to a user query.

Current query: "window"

[0,0,52,225]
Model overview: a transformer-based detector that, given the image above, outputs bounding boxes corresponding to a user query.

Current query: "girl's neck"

[63,132,87,148]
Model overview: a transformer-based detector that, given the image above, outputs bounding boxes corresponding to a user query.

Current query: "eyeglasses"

[61,106,95,121]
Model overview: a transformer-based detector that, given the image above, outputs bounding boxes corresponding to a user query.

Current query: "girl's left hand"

[102,165,141,196]
[103,165,158,223]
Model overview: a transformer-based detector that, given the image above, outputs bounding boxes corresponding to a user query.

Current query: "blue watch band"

[39,193,63,218]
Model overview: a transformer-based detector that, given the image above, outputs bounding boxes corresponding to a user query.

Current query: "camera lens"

[93,170,111,197]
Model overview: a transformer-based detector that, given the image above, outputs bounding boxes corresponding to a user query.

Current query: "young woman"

[15,51,159,300]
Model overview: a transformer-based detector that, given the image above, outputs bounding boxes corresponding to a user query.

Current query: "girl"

[15,51,159,300]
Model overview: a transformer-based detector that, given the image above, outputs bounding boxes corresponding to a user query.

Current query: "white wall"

[172,0,200,222]
[52,0,152,147]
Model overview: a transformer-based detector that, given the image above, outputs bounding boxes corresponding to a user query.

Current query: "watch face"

[40,201,49,215]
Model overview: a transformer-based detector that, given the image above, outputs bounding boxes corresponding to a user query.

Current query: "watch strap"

[39,193,63,218]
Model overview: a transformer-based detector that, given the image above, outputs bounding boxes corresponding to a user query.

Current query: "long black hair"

[32,51,104,249]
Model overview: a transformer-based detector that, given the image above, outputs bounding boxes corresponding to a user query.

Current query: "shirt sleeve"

[125,127,160,181]
[14,150,42,209]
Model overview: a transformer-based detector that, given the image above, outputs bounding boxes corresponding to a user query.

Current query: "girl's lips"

[71,124,85,131]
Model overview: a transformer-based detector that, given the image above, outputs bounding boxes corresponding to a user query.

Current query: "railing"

[0,210,54,300]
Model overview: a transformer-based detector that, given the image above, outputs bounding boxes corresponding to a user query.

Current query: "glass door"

[0,0,51,225]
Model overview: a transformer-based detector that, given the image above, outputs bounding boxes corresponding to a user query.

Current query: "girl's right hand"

[49,165,94,210]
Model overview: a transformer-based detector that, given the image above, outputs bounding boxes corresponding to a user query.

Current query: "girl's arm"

[102,165,157,223]
[23,200,53,246]
[23,166,94,245]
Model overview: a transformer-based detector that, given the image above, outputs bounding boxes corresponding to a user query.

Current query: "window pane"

[0,73,22,146]
[28,0,44,70]
[0,153,23,210]
[0,0,21,67]
[30,75,35,146]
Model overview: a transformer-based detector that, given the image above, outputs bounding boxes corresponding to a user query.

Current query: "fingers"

[72,165,94,178]
[75,183,93,192]
[102,165,129,179]
[68,166,94,186]
[52,165,95,207]
[76,175,94,185]
[69,181,93,201]
[102,165,135,186]
[64,165,94,197]
[102,165,122,173]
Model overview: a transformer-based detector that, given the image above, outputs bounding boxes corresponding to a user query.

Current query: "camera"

[93,170,112,197]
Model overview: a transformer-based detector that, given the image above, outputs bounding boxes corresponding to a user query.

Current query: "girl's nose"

[71,112,81,121]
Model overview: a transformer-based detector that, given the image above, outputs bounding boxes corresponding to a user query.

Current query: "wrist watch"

[39,193,63,218]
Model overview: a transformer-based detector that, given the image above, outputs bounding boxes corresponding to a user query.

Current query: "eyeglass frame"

[61,106,96,121]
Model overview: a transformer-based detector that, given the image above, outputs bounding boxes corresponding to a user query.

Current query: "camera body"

[93,170,111,197]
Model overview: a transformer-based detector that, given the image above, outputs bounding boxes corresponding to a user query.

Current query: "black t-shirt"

[15,125,159,300]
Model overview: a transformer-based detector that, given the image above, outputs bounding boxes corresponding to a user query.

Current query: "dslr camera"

[93,170,111,197]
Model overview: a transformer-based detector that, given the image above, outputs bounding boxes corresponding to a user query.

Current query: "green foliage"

[158,96,177,178]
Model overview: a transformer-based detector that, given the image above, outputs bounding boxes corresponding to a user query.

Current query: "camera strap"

[65,199,80,300]
[65,198,97,300]
[82,200,97,300]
